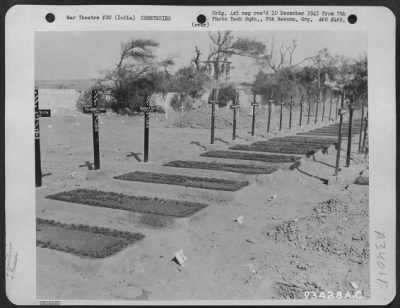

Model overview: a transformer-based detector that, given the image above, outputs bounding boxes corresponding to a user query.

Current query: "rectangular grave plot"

[46,189,208,217]
[164,160,279,174]
[36,218,144,258]
[252,140,331,149]
[270,137,338,145]
[229,144,317,155]
[114,171,249,191]
[200,150,302,163]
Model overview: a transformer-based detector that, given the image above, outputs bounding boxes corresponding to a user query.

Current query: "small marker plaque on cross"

[83,89,107,170]
[34,88,51,187]
[338,108,347,116]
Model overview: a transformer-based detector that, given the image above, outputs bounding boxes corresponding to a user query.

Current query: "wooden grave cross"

[335,91,347,176]
[83,89,106,170]
[230,91,240,140]
[139,94,156,162]
[299,95,304,127]
[279,96,284,131]
[34,88,51,187]
[267,93,274,133]
[208,88,219,144]
[251,94,259,136]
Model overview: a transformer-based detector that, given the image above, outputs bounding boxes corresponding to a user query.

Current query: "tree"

[96,39,173,114]
[202,31,266,81]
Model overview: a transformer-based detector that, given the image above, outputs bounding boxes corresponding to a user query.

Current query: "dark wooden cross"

[230,91,240,140]
[288,96,293,129]
[299,95,304,127]
[35,88,51,187]
[279,96,284,131]
[314,95,319,124]
[267,93,274,133]
[346,99,355,167]
[328,94,333,121]
[139,94,156,162]
[307,91,312,125]
[251,94,259,136]
[208,88,219,144]
[358,99,365,153]
[335,91,347,176]
[83,89,106,170]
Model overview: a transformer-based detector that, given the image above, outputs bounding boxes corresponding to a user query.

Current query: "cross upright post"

[83,89,106,170]
[34,88,51,187]
[267,93,274,133]
[321,96,326,122]
[358,99,365,153]
[139,94,156,162]
[346,99,355,167]
[299,95,304,127]
[335,95,339,120]
[251,94,259,136]
[279,96,284,131]
[328,94,333,121]
[289,96,293,129]
[314,95,319,124]
[362,114,368,154]
[231,91,240,140]
[208,88,219,144]
[335,91,346,176]
[307,92,312,125]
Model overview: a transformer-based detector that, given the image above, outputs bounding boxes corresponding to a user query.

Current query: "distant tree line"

[77,32,367,114]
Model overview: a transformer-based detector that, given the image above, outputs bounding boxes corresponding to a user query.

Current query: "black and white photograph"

[4,5,396,305]
[33,29,370,300]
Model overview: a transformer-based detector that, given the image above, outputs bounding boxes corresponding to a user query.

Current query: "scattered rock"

[296,263,307,270]
[354,176,369,185]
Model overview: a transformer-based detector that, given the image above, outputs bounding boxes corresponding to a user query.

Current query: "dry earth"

[36,106,369,301]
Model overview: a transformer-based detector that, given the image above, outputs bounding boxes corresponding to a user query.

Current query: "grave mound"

[114,171,249,191]
[36,218,144,258]
[200,150,301,163]
[164,160,279,174]
[47,189,209,217]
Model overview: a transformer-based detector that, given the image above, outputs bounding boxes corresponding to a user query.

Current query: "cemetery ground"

[36,105,369,300]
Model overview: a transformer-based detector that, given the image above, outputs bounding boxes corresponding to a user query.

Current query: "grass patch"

[164,160,279,174]
[229,144,318,155]
[47,189,209,217]
[36,218,144,258]
[114,171,249,191]
[200,150,301,163]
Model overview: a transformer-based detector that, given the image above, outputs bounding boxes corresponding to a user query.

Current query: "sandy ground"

[36,106,369,301]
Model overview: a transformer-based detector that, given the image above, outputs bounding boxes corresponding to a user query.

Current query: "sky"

[35,30,367,82]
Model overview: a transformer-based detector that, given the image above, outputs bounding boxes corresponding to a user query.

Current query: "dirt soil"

[36,108,369,300]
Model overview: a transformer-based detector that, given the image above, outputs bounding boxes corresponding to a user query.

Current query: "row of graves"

[35,87,368,259]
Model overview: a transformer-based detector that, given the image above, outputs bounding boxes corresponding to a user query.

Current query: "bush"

[217,84,237,107]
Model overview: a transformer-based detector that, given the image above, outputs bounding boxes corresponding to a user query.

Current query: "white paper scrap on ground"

[235,216,244,224]
[174,250,188,266]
